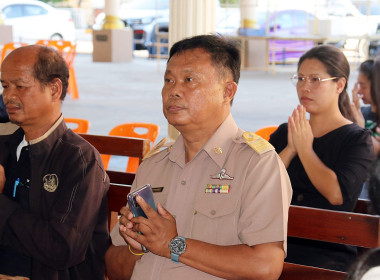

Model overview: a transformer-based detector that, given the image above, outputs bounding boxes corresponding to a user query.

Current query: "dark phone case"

[127,184,157,219]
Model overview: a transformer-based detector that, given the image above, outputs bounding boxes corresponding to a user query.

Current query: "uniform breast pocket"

[191,194,240,245]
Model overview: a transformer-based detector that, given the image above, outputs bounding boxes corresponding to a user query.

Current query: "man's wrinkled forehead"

[0,70,35,84]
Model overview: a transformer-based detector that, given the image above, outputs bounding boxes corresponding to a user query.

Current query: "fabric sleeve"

[0,147,109,270]
[333,128,375,203]
[268,123,288,154]
[238,150,292,252]
[110,163,141,246]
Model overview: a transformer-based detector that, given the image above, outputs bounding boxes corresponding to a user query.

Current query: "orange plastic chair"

[102,123,160,173]
[35,40,79,100]
[254,126,278,141]
[65,118,90,133]
[1,42,28,65]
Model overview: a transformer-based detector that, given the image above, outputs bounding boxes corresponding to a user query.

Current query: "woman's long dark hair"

[298,45,355,122]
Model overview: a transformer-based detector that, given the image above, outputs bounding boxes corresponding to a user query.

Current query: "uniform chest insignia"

[210,168,234,180]
[43,174,59,192]
[205,184,231,193]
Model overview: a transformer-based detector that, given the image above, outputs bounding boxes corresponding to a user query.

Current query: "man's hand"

[119,196,178,258]
[0,164,5,194]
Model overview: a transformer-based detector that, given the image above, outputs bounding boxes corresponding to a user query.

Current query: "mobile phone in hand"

[127,184,157,218]
[127,184,157,252]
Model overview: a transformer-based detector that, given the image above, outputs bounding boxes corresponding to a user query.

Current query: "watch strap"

[171,252,180,263]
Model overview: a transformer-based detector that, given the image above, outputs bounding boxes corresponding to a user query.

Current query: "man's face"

[162,48,234,133]
[1,49,54,127]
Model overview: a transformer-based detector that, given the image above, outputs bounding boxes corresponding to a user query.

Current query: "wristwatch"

[169,236,186,263]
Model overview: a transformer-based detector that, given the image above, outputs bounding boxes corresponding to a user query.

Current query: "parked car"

[236,1,371,63]
[352,0,380,57]
[94,0,228,55]
[0,0,76,43]
[261,9,316,63]
[229,9,317,63]
[93,0,169,53]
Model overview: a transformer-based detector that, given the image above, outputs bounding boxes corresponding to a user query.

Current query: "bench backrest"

[288,205,380,248]
[280,205,380,280]
[79,134,149,230]
[354,198,372,215]
[81,133,379,279]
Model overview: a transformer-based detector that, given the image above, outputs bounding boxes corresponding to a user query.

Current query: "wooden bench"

[354,198,372,214]
[82,133,379,279]
[79,133,150,230]
[279,205,380,280]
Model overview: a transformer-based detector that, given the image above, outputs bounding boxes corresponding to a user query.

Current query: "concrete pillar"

[93,0,133,62]
[167,0,216,140]
[169,0,216,47]
[240,0,258,28]
[102,0,124,29]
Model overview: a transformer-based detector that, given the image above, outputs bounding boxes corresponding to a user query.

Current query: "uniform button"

[210,210,216,215]
[181,180,186,185]
[194,210,198,215]
[297,194,304,201]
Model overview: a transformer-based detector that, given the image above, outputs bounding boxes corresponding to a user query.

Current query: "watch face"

[170,237,186,255]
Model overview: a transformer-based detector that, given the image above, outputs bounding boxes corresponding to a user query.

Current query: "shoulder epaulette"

[143,137,173,160]
[242,131,274,155]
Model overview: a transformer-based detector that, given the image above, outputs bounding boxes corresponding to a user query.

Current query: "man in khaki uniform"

[106,34,292,280]
[0,95,18,135]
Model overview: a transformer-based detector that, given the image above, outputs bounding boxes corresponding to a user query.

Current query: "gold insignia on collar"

[143,137,173,160]
[214,147,223,154]
[243,132,274,155]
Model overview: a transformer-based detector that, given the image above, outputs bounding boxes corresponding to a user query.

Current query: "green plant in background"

[220,0,240,8]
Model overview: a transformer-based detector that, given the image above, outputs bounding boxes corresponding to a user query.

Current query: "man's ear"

[50,78,63,101]
[224,81,237,104]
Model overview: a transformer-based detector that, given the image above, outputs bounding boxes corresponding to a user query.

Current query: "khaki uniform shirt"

[111,114,292,280]
[0,122,18,135]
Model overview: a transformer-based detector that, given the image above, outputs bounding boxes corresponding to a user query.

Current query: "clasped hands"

[287,105,314,156]
[351,82,380,142]
[119,195,178,258]
[351,82,365,128]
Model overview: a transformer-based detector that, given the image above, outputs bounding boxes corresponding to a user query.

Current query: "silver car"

[0,0,76,43]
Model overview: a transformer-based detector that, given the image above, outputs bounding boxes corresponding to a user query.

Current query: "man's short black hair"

[168,34,241,84]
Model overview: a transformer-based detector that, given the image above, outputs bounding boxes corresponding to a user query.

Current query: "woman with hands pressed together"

[269,45,375,272]
[351,59,380,156]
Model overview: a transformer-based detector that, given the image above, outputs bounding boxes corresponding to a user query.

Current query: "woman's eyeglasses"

[291,74,337,89]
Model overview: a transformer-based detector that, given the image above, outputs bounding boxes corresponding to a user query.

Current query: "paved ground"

[63,52,360,142]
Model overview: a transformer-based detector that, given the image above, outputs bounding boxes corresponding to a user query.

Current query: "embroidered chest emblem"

[210,168,234,180]
[43,174,59,192]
